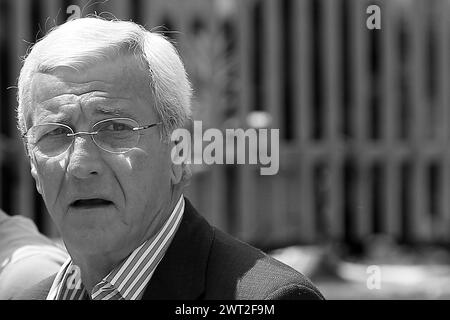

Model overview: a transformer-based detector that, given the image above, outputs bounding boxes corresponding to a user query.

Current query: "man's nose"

[66,135,104,179]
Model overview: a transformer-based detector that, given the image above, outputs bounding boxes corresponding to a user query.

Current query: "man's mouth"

[70,199,114,209]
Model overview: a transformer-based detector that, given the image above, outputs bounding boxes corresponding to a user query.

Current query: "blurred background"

[2,0,450,299]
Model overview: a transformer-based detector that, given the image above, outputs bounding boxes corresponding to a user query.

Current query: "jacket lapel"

[142,197,214,300]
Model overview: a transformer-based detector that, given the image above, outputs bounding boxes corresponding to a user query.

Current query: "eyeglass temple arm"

[133,122,162,131]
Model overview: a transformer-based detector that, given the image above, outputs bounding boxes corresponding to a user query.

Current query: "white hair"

[17,17,192,141]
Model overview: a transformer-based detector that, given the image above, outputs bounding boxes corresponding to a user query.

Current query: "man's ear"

[170,161,183,186]
[30,157,43,195]
[169,134,190,186]
[170,138,182,186]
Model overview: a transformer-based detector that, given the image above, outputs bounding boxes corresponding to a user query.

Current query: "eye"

[101,121,134,132]
[31,124,72,145]
[46,126,70,136]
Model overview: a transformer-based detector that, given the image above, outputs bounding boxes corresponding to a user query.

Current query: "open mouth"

[70,199,113,209]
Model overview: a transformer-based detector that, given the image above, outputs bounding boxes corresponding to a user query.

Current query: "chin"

[64,230,115,254]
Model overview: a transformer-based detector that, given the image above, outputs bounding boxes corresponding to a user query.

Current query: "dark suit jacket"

[15,198,324,300]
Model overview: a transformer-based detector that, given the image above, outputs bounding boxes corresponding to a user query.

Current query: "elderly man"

[15,17,323,300]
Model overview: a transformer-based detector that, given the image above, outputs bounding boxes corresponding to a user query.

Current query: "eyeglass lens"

[28,118,141,157]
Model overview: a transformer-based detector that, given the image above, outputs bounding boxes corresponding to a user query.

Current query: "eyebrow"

[33,102,137,127]
[93,106,135,118]
[36,114,72,125]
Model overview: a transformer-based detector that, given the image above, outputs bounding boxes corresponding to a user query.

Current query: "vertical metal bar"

[300,157,315,242]
[433,0,450,241]
[298,0,312,144]
[410,0,432,241]
[382,0,401,239]
[298,0,315,242]
[236,0,257,242]
[284,0,303,242]
[206,6,228,233]
[353,0,368,144]
[323,0,343,239]
[264,0,281,130]
[352,0,370,240]
[323,0,337,143]
[262,0,285,242]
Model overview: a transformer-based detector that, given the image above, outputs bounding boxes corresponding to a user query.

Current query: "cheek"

[35,159,66,200]
[126,151,172,197]
[33,159,68,226]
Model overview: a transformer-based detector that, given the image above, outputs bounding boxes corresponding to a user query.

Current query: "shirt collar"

[47,195,185,300]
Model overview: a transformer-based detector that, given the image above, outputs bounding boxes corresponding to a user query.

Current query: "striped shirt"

[47,195,185,300]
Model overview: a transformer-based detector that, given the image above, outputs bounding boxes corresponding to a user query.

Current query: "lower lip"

[69,203,114,211]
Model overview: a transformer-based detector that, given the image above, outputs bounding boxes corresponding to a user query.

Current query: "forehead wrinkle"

[48,58,151,102]
[52,62,148,98]
[63,83,118,98]
[79,94,132,105]
[32,71,110,99]
[29,58,155,129]
[39,93,77,106]
[39,91,135,118]
[33,103,78,125]
[79,95,137,118]
[92,106,135,118]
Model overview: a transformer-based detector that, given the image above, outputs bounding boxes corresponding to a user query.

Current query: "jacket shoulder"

[205,228,324,300]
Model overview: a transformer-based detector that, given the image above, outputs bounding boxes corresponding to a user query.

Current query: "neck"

[72,256,117,294]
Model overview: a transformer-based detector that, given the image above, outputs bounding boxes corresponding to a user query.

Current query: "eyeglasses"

[23,117,162,158]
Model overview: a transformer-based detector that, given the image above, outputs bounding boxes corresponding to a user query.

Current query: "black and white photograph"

[0,0,449,311]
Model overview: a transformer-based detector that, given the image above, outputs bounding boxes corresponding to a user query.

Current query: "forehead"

[27,55,155,125]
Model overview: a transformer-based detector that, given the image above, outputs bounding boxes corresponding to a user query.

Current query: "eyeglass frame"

[21,117,163,157]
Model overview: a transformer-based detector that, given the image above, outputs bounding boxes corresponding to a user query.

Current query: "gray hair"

[16,17,193,142]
